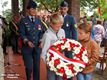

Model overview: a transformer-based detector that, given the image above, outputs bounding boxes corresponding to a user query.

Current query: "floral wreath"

[46,38,88,79]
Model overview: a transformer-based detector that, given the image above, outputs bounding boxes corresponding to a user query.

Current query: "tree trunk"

[22,0,31,16]
[65,0,80,22]
[11,0,19,17]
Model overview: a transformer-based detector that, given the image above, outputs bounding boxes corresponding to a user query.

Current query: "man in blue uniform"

[59,1,78,58]
[59,1,78,40]
[19,1,43,80]
[59,1,78,80]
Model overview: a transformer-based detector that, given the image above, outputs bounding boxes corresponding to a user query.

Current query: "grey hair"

[50,12,64,24]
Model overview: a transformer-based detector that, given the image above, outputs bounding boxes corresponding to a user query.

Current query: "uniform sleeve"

[38,20,47,41]
[19,18,28,42]
[41,33,51,62]
[88,41,100,65]
[70,16,78,40]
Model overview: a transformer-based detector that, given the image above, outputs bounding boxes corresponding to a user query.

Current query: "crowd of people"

[0,0,107,80]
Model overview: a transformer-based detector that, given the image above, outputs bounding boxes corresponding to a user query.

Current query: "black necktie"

[31,17,34,23]
[62,15,64,17]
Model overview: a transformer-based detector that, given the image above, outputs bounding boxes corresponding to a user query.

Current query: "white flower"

[73,48,80,54]
[56,64,62,69]
[48,60,54,67]
[46,38,88,78]
[54,40,64,45]
[65,69,72,76]
[64,42,70,48]
[82,55,88,63]
[73,65,80,72]
[56,71,63,76]
[83,50,87,55]
[61,46,65,50]
[67,48,71,51]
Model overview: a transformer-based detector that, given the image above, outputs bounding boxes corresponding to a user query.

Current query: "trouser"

[11,35,19,53]
[47,68,62,80]
[22,46,41,80]
[77,72,93,80]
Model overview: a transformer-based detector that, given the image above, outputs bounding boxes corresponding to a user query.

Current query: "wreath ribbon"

[49,47,87,68]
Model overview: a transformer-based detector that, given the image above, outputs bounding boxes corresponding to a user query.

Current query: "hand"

[38,41,42,48]
[28,41,34,48]
[41,55,46,63]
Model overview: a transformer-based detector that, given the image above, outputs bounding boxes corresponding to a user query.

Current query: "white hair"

[50,12,64,24]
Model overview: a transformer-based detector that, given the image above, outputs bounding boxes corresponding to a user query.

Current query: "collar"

[29,16,35,19]
[29,16,35,22]
[49,26,60,34]
[63,13,67,18]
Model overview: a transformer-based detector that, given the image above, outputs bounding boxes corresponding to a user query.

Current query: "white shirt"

[93,24,105,42]
[41,27,65,62]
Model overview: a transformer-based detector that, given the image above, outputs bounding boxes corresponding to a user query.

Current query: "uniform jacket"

[19,16,43,47]
[41,27,65,61]
[62,14,78,40]
[79,38,100,74]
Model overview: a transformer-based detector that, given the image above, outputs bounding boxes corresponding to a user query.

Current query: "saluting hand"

[28,41,34,48]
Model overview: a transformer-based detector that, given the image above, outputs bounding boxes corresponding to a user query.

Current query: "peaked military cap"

[60,1,68,7]
[27,0,37,9]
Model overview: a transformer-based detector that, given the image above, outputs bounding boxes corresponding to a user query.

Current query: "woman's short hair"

[78,22,92,33]
[50,12,64,24]
[97,20,102,24]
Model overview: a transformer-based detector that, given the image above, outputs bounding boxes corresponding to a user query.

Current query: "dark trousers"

[10,35,19,53]
[22,46,41,80]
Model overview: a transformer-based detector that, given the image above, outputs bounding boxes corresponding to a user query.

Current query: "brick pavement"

[3,47,107,80]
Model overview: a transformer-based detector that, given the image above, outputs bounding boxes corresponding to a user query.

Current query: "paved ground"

[3,47,107,80]
[93,69,107,80]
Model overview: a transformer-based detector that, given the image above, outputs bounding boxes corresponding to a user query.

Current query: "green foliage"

[93,10,99,18]
[80,0,99,10]
[35,0,63,13]
[99,0,107,20]
[3,9,12,24]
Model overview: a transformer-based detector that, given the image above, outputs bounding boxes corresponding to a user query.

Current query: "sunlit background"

[0,0,11,15]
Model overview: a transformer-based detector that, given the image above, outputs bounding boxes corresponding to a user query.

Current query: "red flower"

[63,73,67,79]
[58,67,65,73]
[62,38,67,42]
[67,64,76,73]
[49,52,54,57]
[49,52,54,61]
[54,59,60,66]
[67,64,74,70]
[70,43,75,48]
[80,46,85,52]
[76,44,80,47]
[57,44,62,48]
